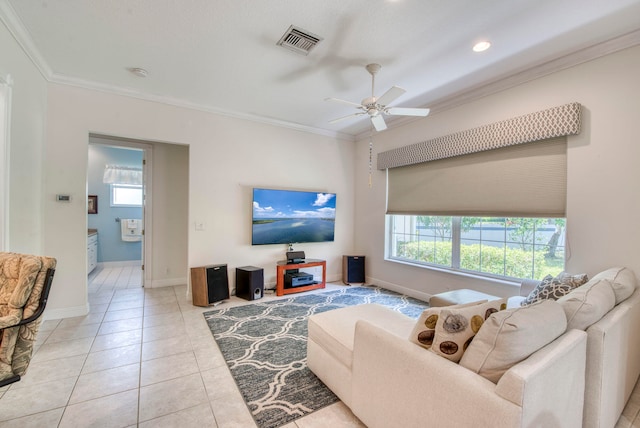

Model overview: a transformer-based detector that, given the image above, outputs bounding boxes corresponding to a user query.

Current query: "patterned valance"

[377,102,582,170]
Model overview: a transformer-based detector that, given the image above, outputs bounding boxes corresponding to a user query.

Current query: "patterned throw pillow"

[521,272,588,306]
[409,300,488,350]
[429,298,508,362]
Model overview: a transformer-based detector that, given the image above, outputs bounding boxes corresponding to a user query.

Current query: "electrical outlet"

[195,222,205,231]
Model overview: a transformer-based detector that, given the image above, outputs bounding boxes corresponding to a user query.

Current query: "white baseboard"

[148,277,187,288]
[367,276,432,302]
[43,302,90,321]
[98,260,141,268]
[326,273,341,283]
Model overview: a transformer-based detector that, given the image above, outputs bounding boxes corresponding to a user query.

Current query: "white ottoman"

[429,288,499,307]
[307,304,415,407]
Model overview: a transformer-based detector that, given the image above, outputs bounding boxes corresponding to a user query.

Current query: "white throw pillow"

[590,267,637,304]
[557,278,616,331]
[459,299,567,383]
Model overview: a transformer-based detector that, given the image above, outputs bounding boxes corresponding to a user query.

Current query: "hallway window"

[111,184,142,207]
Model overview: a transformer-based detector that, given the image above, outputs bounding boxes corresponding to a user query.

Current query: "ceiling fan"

[326,63,430,131]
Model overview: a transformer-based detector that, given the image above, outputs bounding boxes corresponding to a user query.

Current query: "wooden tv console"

[275,259,326,296]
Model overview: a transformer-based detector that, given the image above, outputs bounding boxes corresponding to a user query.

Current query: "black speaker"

[236,266,264,301]
[191,264,230,306]
[343,255,365,285]
[206,264,230,303]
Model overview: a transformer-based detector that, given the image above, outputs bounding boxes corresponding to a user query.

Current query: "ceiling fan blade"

[371,115,387,131]
[376,86,406,106]
[328,112,365,124]
[325,97,363,108]
[386,107,430,117]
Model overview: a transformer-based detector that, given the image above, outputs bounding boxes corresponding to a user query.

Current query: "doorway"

[87,137,152,288]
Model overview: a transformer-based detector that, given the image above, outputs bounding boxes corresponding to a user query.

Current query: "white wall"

[149,141,189,286]
[354,44,640,301]
[0,20,47,254]
[42,84,355,318]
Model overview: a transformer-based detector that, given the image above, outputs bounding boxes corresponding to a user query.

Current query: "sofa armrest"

[351,321,586,428]
[519,278,541,297]
[496,329,586,426]
[351,320,520,428]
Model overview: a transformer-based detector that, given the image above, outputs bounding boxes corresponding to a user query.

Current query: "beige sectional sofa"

[307,267,639,428]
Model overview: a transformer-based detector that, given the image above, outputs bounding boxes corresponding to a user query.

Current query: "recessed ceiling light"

[473,41,491,52]
[127,67,148,77]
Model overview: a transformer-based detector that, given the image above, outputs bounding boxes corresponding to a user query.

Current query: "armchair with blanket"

[0,252,56,387]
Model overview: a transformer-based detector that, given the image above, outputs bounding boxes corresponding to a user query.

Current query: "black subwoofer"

[343,255,365,285]
[236,266,264,301]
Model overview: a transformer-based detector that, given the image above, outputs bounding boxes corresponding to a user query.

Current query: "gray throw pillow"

[521,272,588,306]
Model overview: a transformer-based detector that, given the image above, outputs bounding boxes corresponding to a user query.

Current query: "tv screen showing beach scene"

[252,188,336,245]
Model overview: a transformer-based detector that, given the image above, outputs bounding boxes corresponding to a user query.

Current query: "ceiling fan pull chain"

[369,125,373,188]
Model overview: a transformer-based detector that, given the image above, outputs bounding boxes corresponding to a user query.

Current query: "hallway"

[88,264,142,293]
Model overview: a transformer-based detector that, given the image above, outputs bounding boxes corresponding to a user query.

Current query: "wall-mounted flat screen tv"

[252,188,336,245]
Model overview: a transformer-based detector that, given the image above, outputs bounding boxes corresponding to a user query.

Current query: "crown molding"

[355,28,640,142]
[0,0,52,79]
[50,72,355,142]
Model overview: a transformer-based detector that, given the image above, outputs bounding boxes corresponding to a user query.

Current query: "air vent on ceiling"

[277,25,323,56]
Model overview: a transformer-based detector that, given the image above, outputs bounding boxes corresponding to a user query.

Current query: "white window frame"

[386,215,566,282]
[110,183,143,207]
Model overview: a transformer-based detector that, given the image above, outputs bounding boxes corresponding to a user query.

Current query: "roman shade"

[387,137,567,217]
[380,102,581,217]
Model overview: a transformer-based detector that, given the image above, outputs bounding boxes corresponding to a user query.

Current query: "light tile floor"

[0,266,365,427]
[0,266,639,427]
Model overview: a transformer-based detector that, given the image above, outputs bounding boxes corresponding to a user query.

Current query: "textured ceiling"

[2,0,640,140]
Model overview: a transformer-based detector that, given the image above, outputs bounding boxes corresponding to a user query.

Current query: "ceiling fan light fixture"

[325,63,430,132]
[473,41,491,52]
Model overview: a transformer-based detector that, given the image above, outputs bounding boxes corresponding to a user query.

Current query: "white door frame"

[88,137,153,287]
[0,74,13,251]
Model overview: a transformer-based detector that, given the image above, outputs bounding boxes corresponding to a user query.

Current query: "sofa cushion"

[429,298,508,362]
[557,278,616,331]
[409,300,487,349]
[520,272,588,306]
[308,303,414,369]
[459,299,567,383]
[590,267,637,304]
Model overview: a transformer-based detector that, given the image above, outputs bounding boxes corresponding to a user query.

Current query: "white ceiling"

[2,0,640,140]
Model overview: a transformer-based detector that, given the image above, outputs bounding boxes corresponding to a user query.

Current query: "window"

[110,184,143,207]
[387,215,565,281]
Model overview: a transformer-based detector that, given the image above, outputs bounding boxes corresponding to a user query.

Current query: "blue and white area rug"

[203,286,428,428]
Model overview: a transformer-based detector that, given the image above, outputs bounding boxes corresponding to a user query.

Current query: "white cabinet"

[88,233,98,274]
